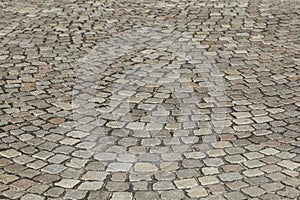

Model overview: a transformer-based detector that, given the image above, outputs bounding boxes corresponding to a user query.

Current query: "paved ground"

[0,0,300,199]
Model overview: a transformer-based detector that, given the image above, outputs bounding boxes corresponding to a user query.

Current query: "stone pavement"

[0,0,299,199]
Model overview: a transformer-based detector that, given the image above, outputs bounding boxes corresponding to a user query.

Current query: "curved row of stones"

[73,26,226,172]
[0,0,299,199]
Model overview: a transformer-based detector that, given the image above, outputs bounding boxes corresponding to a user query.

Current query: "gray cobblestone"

[0,0,299,199]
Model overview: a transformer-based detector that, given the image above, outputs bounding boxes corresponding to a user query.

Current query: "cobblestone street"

[0,0,300,199]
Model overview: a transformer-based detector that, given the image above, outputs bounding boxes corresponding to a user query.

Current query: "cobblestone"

[241,186,266,197]
[0,0,299,199]
[187,186,208,198]
[54,179,79,189]
[174,178,198,189]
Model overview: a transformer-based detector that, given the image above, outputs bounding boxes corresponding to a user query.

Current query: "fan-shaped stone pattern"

[0,0,299,199]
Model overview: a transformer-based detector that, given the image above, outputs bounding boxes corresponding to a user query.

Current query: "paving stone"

[48,154,70,164]
[2,188,25,199]
[134,191,159,200]
[277,186,300,198]
[198,176,219,185]
[224,192,246,200]
[260,165,281,173]
[111,192,132,200]
[203,158,224,167]
[21,194,45,200]
[260,182,285,192]
[10,178,36,190]
[4,163,25,173]
[65,158,88,169]
[142,138,161,146]
[0,149,21,158]
[106,182,129,191]
[281,177,300,187]
[174,178,198,189]
[211,141,233,149]
[27,184,50,194]
[182,159,203,168]
[153,181,175,190]
[33,151,54,160]
[187,186,208,198]
[0,174,19,184]
[243,160,266,168]
[61,168,84,179]
[13,155,35,164]
[81,172,108,181]
[244,152,264,160]
[225,155,246,163]
[242,169,264,177]
[126,122,145,130]
[107,163,132,172]
[241,186,266,197]
[132,181,148,190]
[1,0,300,199]
[63,190,88,200]
[207,149,226,157]
[267,172,287,182]
[160,190,185,200]
[94,153,117,161]
[34,174,60,184]
[218,172,243,182]
[261,193,281,200]
[226,180,249,191]
[44,187,65,197]
[276,151,296,159]
[134,163,158,172]
[233,118,253,125]
[78,181,103,190]
[277,160,300,170]
[245,176,270,185]
[253,116,273,123]
[42,164,66,174]
[259,148,280,155]
[55,179,80,189]
[282,169,299,177]
[208,184,226,195]
[201,167,219,175]
[111,172,127,182]
[175,169,199,179]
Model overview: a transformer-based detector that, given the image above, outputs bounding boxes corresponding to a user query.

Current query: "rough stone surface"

[0,0,299,199]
